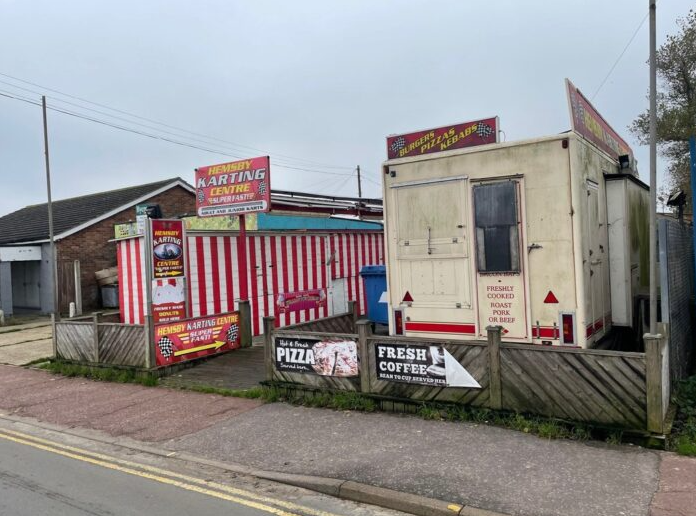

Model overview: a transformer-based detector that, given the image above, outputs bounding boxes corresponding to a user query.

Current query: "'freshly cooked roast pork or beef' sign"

[386,117,498,160]
[375,342,481,388]
[195,156,271,217]
[274,336,359,377]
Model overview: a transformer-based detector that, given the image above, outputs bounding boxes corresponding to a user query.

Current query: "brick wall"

[57,186,195,310]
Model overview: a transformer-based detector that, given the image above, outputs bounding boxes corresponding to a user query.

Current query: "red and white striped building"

[117,230,384,335]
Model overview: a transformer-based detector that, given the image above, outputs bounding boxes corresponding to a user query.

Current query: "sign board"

[114,222,140,239]
[565,79,634,163]
[276,288,327,314]
[154,312,240,366]
[152,277,187,323]
[274,336,359,377]
[374,342,480,388]
[195,156,271,217]
[151,219,185,279]
[386,117,498,160]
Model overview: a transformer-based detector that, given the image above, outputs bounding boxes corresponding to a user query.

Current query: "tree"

[630,9,695,200]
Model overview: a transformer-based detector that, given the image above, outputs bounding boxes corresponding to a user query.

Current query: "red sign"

[276,288,327,314]
[566,79,634,162]
[386,118,498,160]
[152,278,187,323]
[151,219,185,279]
[195,156,271,217]
[154,312,240,366]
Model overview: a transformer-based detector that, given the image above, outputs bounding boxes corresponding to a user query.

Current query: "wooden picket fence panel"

[263,316,670,433]
[282,313,355,334]
[98,324,147,367]
[56,322,95,362]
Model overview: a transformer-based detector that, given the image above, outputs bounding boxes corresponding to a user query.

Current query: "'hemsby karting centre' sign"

[195,156,271,217]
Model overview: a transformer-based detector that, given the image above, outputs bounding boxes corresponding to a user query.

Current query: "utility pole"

[356,165,362,198]
[648,0,657,336]
[42,96,60,321]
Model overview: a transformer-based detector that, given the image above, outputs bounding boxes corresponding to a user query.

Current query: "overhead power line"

[591,11,649,100]
[0,71,354,171]
[0,89,355,177]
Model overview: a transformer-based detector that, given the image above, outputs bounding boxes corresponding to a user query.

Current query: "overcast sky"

[0,0,691,216]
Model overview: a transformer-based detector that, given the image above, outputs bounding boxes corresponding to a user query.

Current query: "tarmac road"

[0,426,406,516]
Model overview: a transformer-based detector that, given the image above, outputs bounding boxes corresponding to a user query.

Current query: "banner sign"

[154,312,240,366]
[386,117,498,160]
[152,277,187,323]
[565,79,634,162]
[374,342,480,388]
[114,222,140,239]
[195,156,271,217]
[274,336,359,377]
[276,288,327,314]
[151,219,185,279]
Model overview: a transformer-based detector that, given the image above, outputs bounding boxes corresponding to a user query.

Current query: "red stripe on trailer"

[117,242,126,323]
[270,236,280,328]
[338,235,345,279]
[404,322,476,334]
[134,238,144,324]
[260,236,269,322]
[196,237,207,315]
[311,236,318,320]
[125,240,134,325]
[249,236,260,335]
[300,236,309,321]
[210,236,221,315]
[223,236,233,313]
[320,236,328,317]
[531,326,559,339]
[353,234,361,314]
[280,236,290,326]
[346,235,353,312]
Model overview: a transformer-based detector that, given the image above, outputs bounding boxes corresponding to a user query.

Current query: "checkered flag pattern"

[390,136,406,153]
[158,336,174,359]
[197,189,205,204]
[226,324,239,344]
[258,181,267,195]
[476,123,493,138]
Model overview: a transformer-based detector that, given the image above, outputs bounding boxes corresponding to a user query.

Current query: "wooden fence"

[55,314,148,368]
[264,317,671,434]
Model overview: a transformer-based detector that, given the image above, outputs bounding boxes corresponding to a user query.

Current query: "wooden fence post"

[356,320,372,394]
[486,326,503,410]
[348,300,359,330]
[239,300,252,348]
[263,316,276,382]
[92,312,101,364]
[51,313,57,359]
[645,327,669,434]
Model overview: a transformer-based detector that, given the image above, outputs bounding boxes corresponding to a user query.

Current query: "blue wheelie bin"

[360,265,388,325]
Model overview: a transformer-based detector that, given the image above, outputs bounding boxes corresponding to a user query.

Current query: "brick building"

[0,178,194,316]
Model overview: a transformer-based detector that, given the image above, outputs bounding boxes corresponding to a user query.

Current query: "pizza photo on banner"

[386,117,498,160]
[275,336,359,377]
[195,156,271,217]
[154,312,240,366]
[276,288,327,314]
[374,342,480,388]
[151,219,185,278]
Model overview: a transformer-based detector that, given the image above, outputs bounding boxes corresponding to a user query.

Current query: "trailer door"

[391,176,472,331]
[586,180,605,340]
[473,180,530,340]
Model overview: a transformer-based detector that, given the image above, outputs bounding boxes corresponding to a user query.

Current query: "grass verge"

[669,375,696,456]
[39,360,158,387]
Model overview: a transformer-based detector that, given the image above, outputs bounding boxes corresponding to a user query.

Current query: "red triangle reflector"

[402,291,414,303]
[544,291,559,304]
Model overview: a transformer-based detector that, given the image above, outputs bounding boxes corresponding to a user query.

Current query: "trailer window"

[473,182,520,272]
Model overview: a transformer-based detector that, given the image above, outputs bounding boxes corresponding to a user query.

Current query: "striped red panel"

[404,322,476,335]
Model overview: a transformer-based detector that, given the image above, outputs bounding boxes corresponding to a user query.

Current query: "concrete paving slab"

[650,453,696,516]
[0,323,53,365]
[168,403,661,516]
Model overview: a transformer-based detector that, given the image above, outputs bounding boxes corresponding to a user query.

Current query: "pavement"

[0,364,694,516]
[0,320,52,366]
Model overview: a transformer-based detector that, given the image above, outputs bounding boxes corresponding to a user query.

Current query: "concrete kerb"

[0,412,509,516]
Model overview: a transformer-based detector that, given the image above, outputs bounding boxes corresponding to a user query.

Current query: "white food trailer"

[382,130,649,348]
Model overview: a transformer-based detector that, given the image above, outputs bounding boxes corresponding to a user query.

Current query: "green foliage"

[670,375,696,455]
[630,9,696,195]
